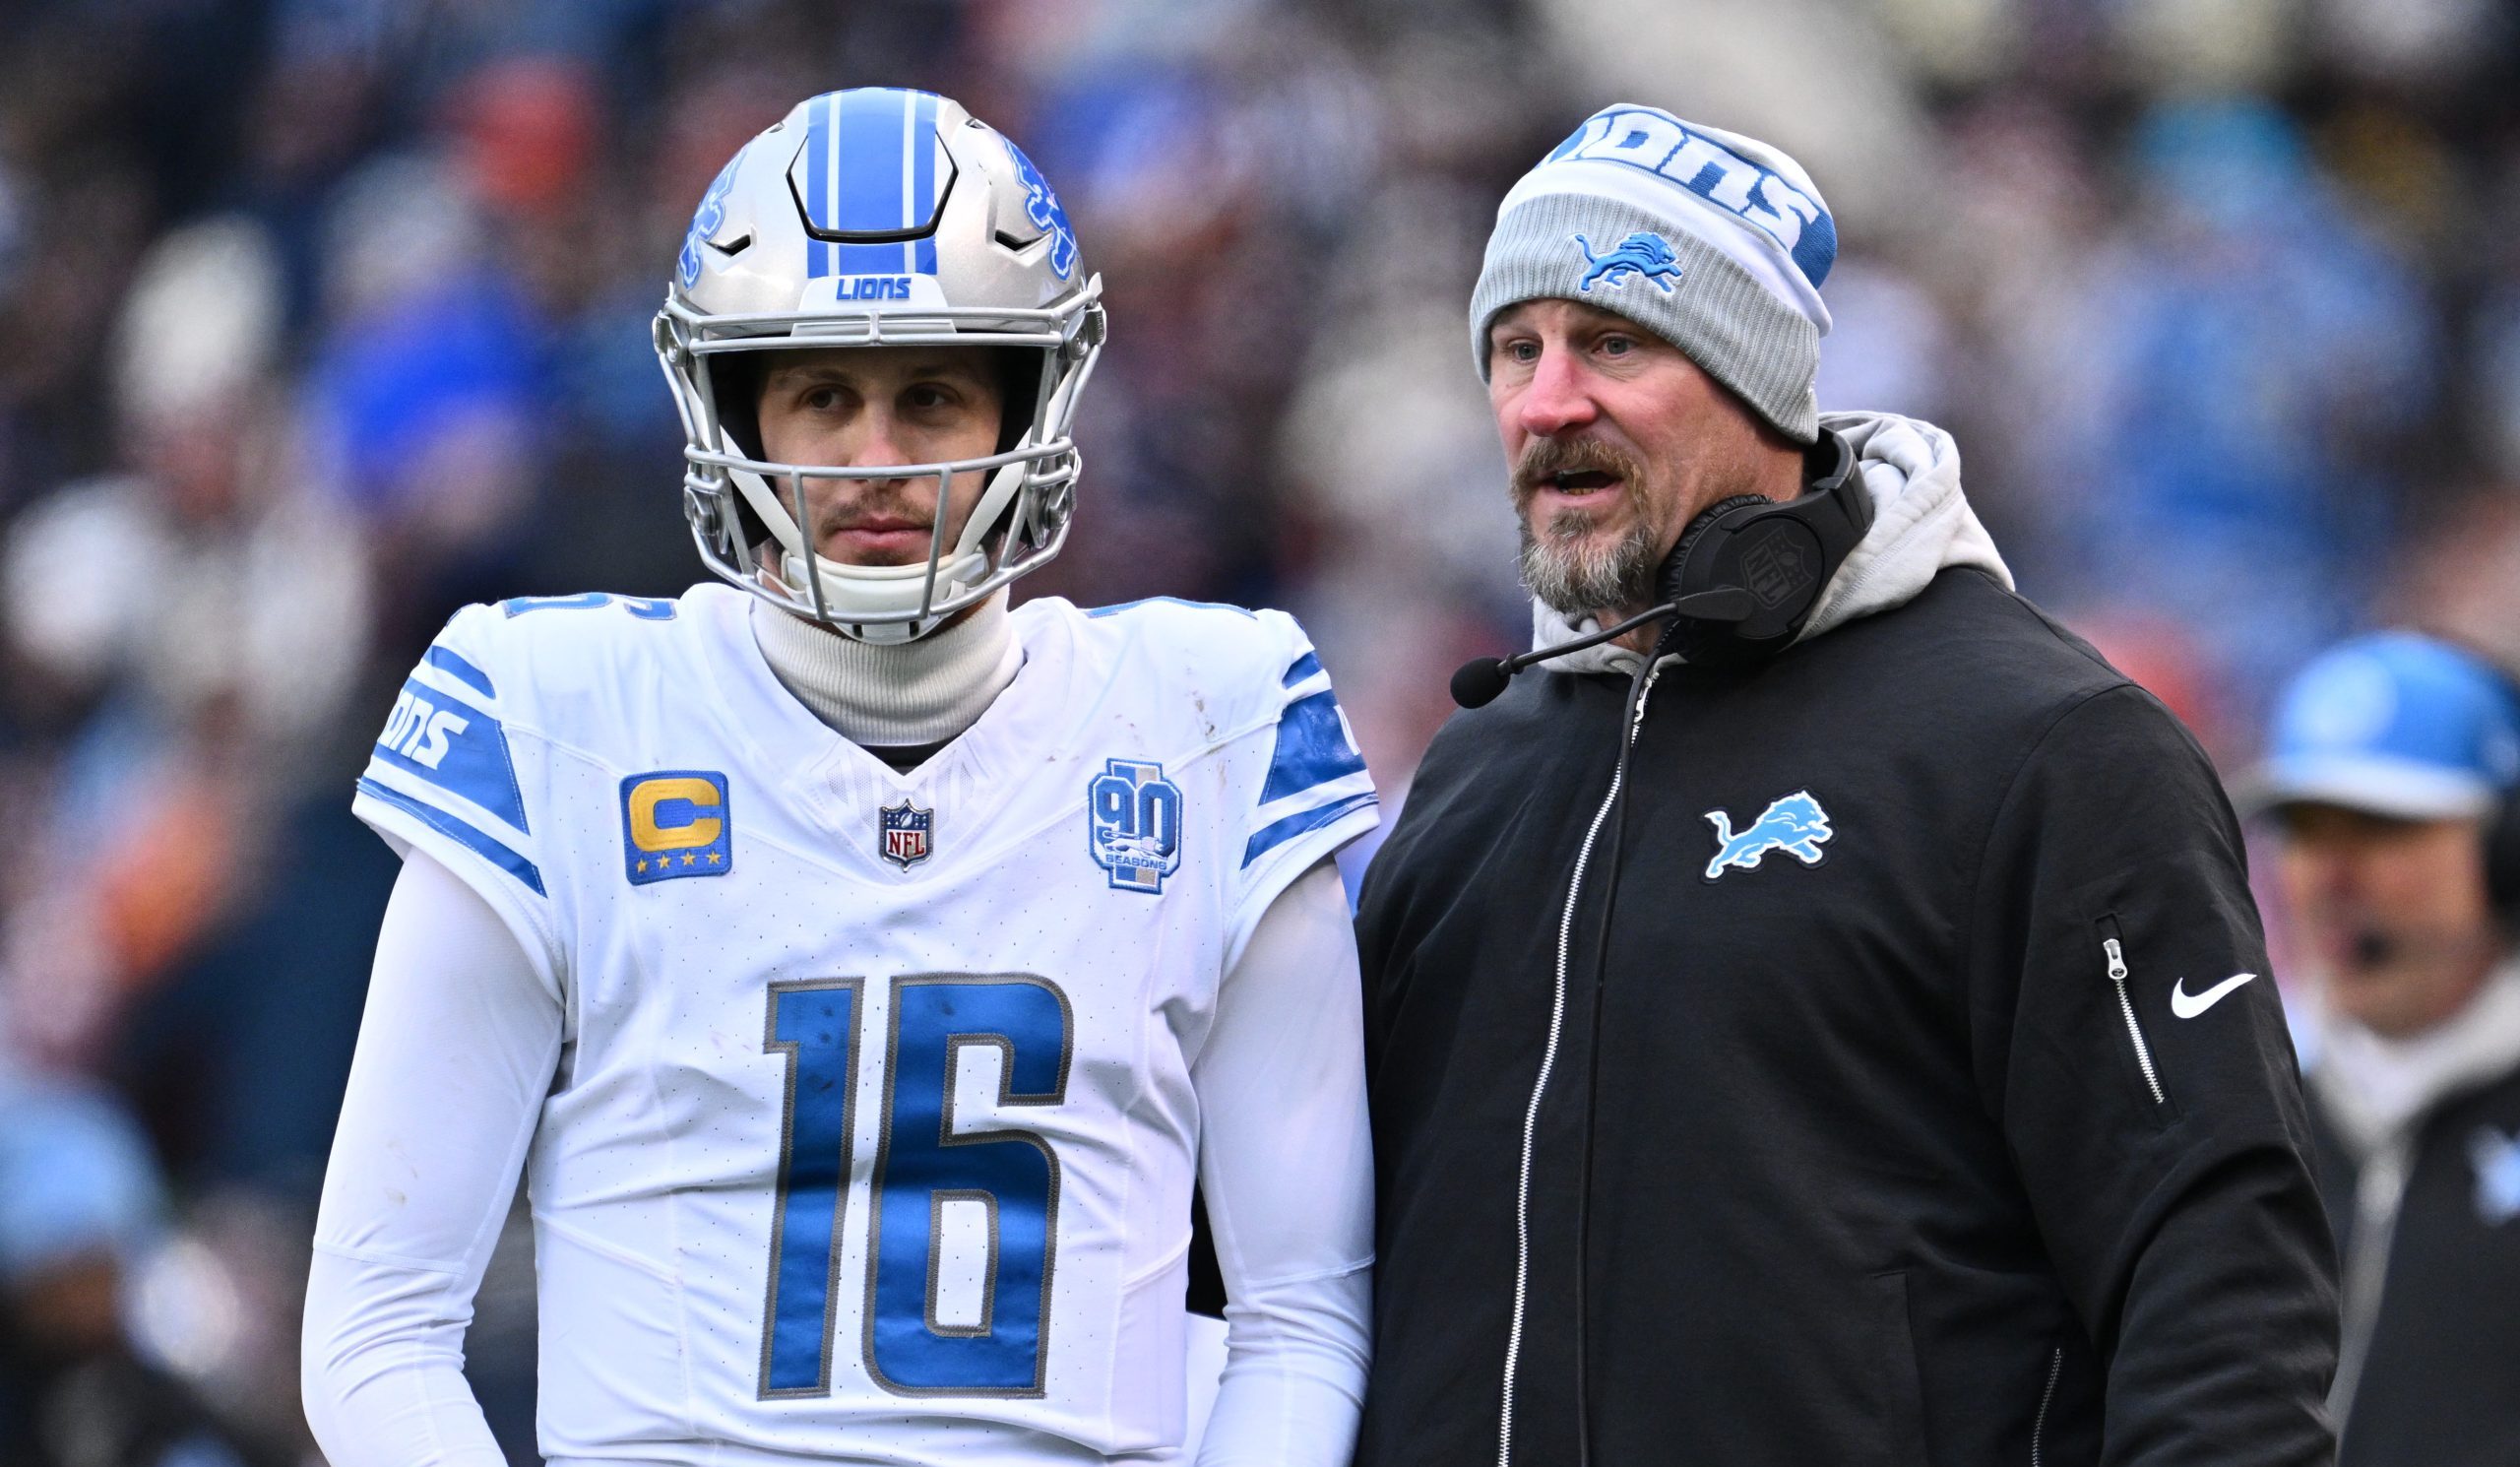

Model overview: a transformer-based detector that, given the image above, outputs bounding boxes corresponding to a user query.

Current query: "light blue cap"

[2247,632,2520,820]
[0,1079,165,1280]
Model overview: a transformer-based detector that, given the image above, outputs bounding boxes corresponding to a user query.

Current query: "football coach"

[1354,104,2339,1466]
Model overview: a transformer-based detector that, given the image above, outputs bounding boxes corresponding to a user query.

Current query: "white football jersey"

[349,584,1377,1463]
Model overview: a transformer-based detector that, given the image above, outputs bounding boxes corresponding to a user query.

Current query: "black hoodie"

[1354,425,2336,1466]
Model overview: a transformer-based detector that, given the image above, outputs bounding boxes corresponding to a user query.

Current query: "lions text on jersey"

[346,585,1376,1458]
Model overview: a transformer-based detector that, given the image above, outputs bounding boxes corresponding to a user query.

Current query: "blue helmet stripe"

[832,90,907,236]
[895,88,916,272]
[913,90,939,274]
[831,242,901,273]
[801,90,947,282]
[799,89,949,281]
[806,93,834,278]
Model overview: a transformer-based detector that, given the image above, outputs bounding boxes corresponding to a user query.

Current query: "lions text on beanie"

[1471,104,1837,442]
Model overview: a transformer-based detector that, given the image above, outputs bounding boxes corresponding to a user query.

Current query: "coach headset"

[1450,425,1873,707]
[2485,673,2520,933]
[1448,428,1871,1467]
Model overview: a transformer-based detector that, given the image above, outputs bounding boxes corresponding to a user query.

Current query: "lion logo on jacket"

[1702,790,1833,879]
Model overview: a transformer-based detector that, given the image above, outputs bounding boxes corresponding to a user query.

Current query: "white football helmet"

[655,89,1105,642]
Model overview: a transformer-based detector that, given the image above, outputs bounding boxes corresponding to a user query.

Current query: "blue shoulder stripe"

[1243,791,1377,868]
[1282,651,1323,687]
[425,645,495,700]
[370,677,531,833]
[357,777,546,897]
[1260,689,1369,804]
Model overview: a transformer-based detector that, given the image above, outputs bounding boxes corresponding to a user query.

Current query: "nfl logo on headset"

[1739,525,1814,609]
[1088,758,1183,894]
[878,799,932,869]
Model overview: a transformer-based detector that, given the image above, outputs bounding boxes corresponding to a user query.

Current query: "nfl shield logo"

[878,799,932,868]
[1739,525,1814,609]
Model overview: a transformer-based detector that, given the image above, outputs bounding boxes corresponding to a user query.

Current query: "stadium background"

[1,0,2516,1459]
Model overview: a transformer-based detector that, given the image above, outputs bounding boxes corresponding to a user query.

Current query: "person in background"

[0,1073,271,1467]
[2247,631,2520,1467]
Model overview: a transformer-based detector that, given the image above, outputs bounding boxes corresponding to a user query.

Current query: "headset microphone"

[1448,592,1755,710]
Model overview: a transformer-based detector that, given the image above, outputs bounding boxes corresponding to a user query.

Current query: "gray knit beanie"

[1471,104,1838,442]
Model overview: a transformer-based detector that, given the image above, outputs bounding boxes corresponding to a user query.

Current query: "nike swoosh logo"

[2171,972,2257,1019]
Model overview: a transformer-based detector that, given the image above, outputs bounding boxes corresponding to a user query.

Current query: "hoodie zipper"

[2101,921,2165,1106]
[2030,1345,2062,1467]
[2330,1138,2413,1425]
[1498,666,1662,1467]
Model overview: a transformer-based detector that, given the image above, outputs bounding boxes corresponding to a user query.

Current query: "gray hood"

[1529,410,2011,675]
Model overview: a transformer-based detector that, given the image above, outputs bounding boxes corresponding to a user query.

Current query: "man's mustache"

[780,480,941,533]
[1510,436,1649,504]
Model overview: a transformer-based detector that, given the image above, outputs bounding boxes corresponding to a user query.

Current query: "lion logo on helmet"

[1006,141,1078,282]
[678,148,746,289]
[1573,230,1684,294]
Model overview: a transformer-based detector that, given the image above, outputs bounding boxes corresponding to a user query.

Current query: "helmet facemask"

[660,304,1102,643]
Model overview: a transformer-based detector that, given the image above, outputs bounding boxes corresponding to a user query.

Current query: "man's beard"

[1511,436,1662,620]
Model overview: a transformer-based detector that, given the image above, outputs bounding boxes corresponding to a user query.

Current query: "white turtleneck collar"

[748,590,1023,749]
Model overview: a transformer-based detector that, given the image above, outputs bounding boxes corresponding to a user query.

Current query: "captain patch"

[623,771,732,884]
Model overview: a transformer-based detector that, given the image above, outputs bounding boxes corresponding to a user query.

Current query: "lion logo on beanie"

[1573,231,1684,294]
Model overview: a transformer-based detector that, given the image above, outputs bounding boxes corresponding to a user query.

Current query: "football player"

[301,89,1376,1466]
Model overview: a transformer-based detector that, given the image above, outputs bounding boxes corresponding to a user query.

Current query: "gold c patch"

[622,771,732,884]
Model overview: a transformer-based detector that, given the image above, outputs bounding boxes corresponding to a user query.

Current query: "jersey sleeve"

[1227,615,1379,965]
[1192,861,1372,1465]
[350,605,561,996]
[304,852,559,1467]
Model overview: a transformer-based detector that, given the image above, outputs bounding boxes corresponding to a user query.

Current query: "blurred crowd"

[0,0,2516,1461]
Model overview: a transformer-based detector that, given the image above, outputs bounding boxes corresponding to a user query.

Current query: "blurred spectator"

[1,214,366,1072]
[304,155,539,600]
[2243,633,2520,1465]
[0,1072,273,1467]
[2032,98,2435,712]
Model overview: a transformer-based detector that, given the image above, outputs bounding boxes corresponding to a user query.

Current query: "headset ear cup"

[1655,495,1773,608]
[1653,494,1773,663]
[2488,668,2520,931]
[2488,794,2520,929]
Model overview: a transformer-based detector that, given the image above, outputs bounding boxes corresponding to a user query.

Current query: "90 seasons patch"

[1089,758,1183,894]
[622,771,732,884]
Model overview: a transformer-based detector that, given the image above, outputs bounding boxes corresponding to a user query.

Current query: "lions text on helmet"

[656,88,1105,643]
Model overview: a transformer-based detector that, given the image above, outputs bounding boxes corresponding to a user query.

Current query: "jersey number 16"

[759,974,1071,1399]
